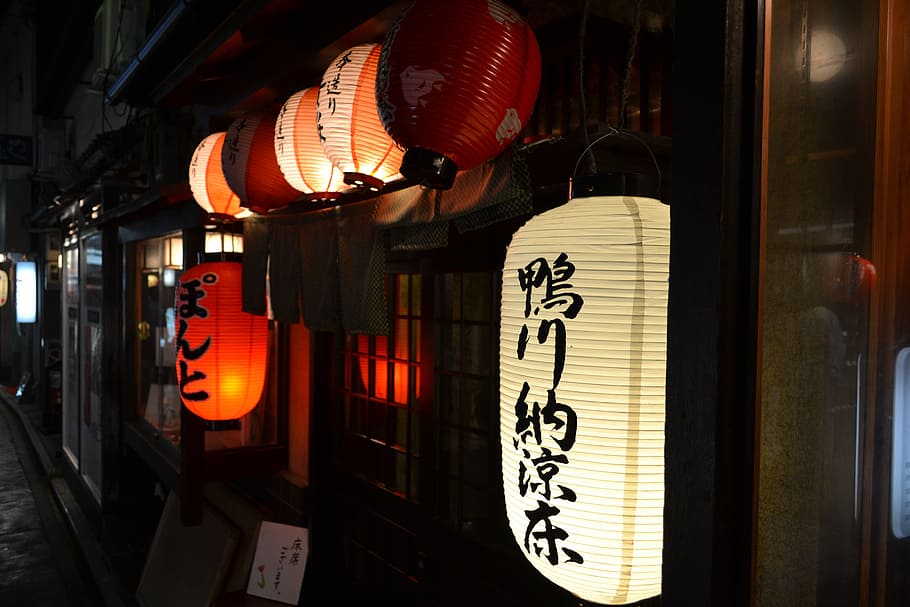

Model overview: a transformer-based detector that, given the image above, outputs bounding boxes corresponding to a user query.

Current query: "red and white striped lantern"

[222,112,300,213]
[189,132,250,221]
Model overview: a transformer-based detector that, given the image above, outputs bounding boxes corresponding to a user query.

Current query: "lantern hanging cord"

[578,0,643,176]
[571,127,662,198]
[618,0,643,131]
[516,135,564,153]
[577,0,595,176]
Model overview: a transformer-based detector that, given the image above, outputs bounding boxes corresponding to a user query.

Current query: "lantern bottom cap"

[304,192,342,203]
[207,212,240,224]
[343,172,384,192]
[249,203,289,214]
[400,147,458,190]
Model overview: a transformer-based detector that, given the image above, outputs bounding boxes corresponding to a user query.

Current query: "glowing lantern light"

[317,43,404,191]
[175,261,268,421]
[275,87,349,202]
[499,195,669,604]
[222,112,299,213]
[189,133,251,221]
[15,261,36,324]
[354,334,416,404]
[377,0,541,189]
[0,268,8,306]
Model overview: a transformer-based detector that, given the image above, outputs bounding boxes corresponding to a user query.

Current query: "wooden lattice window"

[342,273,423,501]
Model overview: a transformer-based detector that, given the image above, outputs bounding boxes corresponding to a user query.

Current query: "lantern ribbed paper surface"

[275,87,348,201]
[317,43,404,190]
[222,112,299,213]
[499,195,669,605]
[0,268,8,306]
[189,133,250,220]
[176,262,268,420]
[376,0,541,189]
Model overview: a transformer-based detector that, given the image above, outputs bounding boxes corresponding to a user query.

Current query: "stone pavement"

[0,397,99,606]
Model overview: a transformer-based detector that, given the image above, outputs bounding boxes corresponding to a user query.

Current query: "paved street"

[0,398,99,606]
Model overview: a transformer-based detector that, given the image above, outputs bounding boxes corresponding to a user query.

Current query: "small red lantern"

[222,112,299,213]
[377,0,541,189]
[189,132,250,221]
[274,87,349,202]
[175,261,269,421]
[317,43,404,191]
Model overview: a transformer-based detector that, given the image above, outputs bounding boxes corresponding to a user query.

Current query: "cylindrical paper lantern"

[189,132,250,221]
[317,43,404,191]
[499,195,669,604]
[175,261,269,420]
[275,87,349,202]
[15,260,36,324]
[222,112,299,213]
[377,0,541,189]
[0,268,8,307]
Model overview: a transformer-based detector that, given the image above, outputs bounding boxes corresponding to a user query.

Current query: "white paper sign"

[246,521,309,604]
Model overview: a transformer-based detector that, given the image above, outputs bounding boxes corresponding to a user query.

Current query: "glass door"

[62,240,79,470]
[80,231,104,502]
[61,230,105,504]
[754,0,879,604]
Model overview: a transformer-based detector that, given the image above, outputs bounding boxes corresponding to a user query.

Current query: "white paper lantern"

[274,87,349,201]
[499,195,669,605]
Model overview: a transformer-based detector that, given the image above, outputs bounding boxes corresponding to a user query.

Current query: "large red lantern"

[222,112,299,213]
[317,43,404,192]
[189,132,250,221]
[175,261,269,421]
[274,87,349,202]
[377,0,541,189]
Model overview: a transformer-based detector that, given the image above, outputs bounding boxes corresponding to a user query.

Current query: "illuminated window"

[134,232,184,448]
[342,273,422,500]
[131,232,280,454]
[340,270,498,539]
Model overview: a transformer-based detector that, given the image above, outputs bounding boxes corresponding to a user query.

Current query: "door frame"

[867,0,910,603]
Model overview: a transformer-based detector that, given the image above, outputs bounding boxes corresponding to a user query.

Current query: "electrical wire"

[618,0,643,130]
[101,0,129,132]
[577,0,596,175]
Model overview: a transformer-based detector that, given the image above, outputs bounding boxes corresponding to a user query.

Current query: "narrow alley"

[0,390,101,607]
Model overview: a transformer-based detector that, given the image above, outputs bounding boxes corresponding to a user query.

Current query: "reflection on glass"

[137,232,183,448]
[756,1,875,605]
[808,30,848,83]
[62,246,79,469]
[433,271,495,540]
[81,233,104,502]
